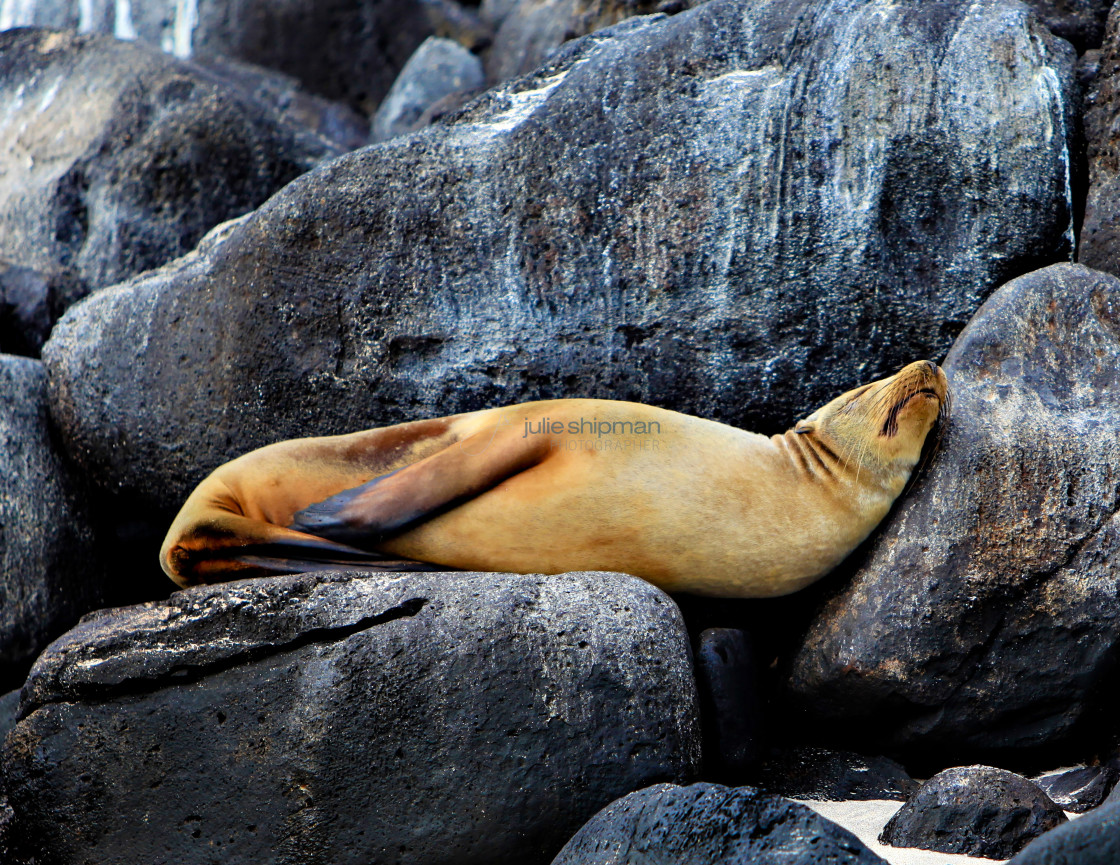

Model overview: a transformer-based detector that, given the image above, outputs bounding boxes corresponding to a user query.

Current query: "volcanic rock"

[3,570,700,864]
[751,747,918,802]
[787,264,1120,760]
[0,355,102,693]
[880,766,1066,859]
[551,781,889,864]
[0,28,335,320]
[43,0,1079,534]
[1033,765,1119,812]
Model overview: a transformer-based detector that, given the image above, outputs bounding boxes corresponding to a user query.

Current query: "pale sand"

[796,799,1009,865]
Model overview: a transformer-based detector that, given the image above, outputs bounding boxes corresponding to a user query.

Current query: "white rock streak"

[0,0,36,29]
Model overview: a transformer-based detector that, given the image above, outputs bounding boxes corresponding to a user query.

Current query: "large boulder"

[0,0,439,114]
[550,781,889,864]
[0,27,335,332]
[2,569,700,864]
[786,264,1120,760]
[44,0,1079,530]
[0,355,102,693]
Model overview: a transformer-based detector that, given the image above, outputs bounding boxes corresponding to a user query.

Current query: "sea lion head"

[798,360,950,480]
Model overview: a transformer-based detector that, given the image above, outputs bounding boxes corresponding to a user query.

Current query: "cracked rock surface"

[2,570,700,865]
[786,263,1120,760]
[42,0,1078,532]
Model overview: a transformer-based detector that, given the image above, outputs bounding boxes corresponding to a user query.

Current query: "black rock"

[751,748,918,802]
[694,628,763,780]
[787,264,1120,760]
[551,781,889,864]
[1008,801,1120,864]
[1079,4,1120,276]
[1023,0,1113,52]
[3,570,700,864]
[43,0,1079,534]
[1033,765,1120,813]
[0,356,104,693]
[0,28,335,309]
[880,766,1067,859]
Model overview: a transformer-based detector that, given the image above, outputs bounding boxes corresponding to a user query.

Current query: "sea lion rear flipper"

[289,425,550,546]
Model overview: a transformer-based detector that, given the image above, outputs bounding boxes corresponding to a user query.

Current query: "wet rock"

[372,36,485,141]
[787,264,1120,760]
[551,781,889,864]
[44,0,1079,530]
[1079,4,1120,276]
[693,628,762,780]
[1008,801,1120,864]
[3,570,700,864]
[0,28,335,319]
[1032,765,1119,813]
[880,766,1067,859]
[0,356,103,693]
[751,747,918,802]
[0,0,436,114]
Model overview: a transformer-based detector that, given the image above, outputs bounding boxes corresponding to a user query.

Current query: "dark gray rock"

[0,689,17,746]
[880,766,1067,859]
[3,569,700,864]
[550,781,889,864]
[0,28,335,315]
[786,264,1120,759]
[44,0,1080,531]
[1033,765,1119,812]
[0,0,437,114]
[372,36,485,141]
[1023,0,1113,52]
[694,628,762,780]
[0,355,103,693]
[190,54,370,152]
[0,263,84,357]
[751,748,918,802]
[1079,4,1120,276]
[1008,801,1120,865]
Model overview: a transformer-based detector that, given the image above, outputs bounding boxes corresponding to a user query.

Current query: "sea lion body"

[162,361,949,597]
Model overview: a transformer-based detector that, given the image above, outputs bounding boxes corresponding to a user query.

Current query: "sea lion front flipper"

[289,425,551,546]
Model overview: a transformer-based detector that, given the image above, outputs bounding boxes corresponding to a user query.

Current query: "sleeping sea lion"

[161,360,949,597]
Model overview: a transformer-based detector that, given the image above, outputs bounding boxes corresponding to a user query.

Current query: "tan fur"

[161,361,948,597]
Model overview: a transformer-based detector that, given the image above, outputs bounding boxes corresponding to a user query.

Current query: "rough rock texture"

[44,0,1079,528]
[786,264,1120,760]
[190,54,370,152]
[0,0,438,114]
[880,766,1067,859]
[0,355,102,693]
[372,36,485,141]
[551,781,889,864]
[1079,3,1120,275]
[1025,0,1114,52]
[481,0,704,83]
[1008,801,1120,865]
[2,570,700,864]
[750,748,918,802]
[1033,765,1119,812]
[693,628,762,780]
[0,28,335,321]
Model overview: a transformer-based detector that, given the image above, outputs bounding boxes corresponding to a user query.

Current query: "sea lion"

[161,360,949,597]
